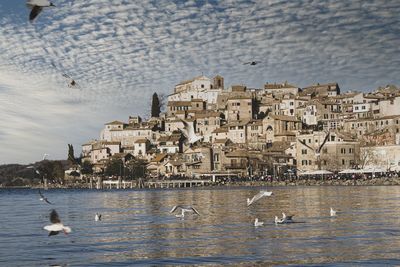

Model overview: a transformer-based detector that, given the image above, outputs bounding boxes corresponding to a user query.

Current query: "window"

[341,148,346,154]
[342,159,345,165]
[355,106,359,110]
[201,84,204,88]
[238,126,244,129]
[349,148,353,153]
[301,149,307,155]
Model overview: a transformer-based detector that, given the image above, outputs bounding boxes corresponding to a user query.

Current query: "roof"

[264,82,299,89]
[105,120,125,125]
[225,149,248,157]
[269,115,300,122]
[212,127,229,133]
[168,101,192,106]
[175,75,208,86]
[151,153,167,163]
[135,139,148,144]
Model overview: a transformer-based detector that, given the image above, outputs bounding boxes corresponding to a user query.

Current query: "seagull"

[282,212,294,222]
[38,189,52,204]
[178,119,203,145]
[43,210,71,236]
[26,0,56,22]
[170,205,200,218]
[43,153,49,160]
[243,61,261,66]
[330,207,337,217]
[95,213,102,221]
[254,218,264,227]
[247,190,273,206]
[298,131,330,158]
[62,73,81,89]
[274,216,286,224]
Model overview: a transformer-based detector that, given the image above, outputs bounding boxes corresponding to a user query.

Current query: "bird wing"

[317,131,330,153]
[44,198,53,205]
[170,205,180,213]
[62,73,71,79]
[50,209,61,223]
[38,189,45,198]
[243,62,251,65]
[29,6,43,21]
[48,231,59,236]
[191,207,200,215]
[298,139,314,152]
[260,190,273,197]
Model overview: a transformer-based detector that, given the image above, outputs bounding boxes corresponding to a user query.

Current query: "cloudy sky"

[0,0,399,164]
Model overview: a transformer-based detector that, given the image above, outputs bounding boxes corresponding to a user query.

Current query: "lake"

[0,186,400,266]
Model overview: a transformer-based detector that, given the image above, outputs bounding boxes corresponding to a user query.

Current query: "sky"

[0,0,399,164]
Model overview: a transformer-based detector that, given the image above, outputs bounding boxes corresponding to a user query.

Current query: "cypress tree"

[151,92,161,117]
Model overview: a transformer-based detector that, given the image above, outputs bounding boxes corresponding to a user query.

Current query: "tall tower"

[213,75,224,89]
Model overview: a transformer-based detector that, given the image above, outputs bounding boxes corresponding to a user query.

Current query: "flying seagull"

[62,73,80,89]
[247,190,273,206]
[243,61,261,66]
[179,119,203,145]
[254,218,264,227]
[282,212,294,222]
[170,205,200,218]
[43,153,49,160]
[39,189,52,204]
[274,215,287,224]
[298,131,330,157]
[95,213,102,221]
[43,210,71,236]
[26,0,55,22]
[330,207,337,217]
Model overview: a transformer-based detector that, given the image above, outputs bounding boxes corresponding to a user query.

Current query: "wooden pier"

[146,180,212,189]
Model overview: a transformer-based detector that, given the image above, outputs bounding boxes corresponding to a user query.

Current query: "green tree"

[126,159,148,179]
[151,92,161,118]
[80,161,93,175]
[105,159,124,177]
[68,144,76,164]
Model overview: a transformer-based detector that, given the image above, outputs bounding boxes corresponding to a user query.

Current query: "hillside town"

[80,75,400,180]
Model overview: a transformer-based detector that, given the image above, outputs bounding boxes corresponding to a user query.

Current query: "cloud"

[0,0,399,163]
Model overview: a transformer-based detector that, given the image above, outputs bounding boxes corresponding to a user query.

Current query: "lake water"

[1,186,400,266]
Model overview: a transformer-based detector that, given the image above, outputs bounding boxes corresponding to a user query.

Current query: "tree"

[105,159,124,177]
[80,161,93,175]
[126,159,148,179]
[151,93,161,118]
[68,144,76,164]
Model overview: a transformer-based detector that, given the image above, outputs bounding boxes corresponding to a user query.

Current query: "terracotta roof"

[269,115,300,122]
[135,139,148,144]
[175,75,208,86]
[168,101,192,106]
[212,127,229,133]
[225,149,248,157]
[151,153,167,163]
[264,82,299,89]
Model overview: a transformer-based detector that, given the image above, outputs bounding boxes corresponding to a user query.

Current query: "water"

[1,186,400,266]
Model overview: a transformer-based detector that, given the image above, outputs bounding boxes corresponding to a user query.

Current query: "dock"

[146,179,212,189]
[96,178,212,189]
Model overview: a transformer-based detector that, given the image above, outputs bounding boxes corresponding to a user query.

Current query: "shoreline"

[2,176,400,189]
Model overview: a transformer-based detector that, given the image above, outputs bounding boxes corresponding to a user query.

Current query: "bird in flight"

[170,205,200,218]
[247,190,273,206]
[43,209,71,236]
[179,119,203,145]
[282,212,294,222]
[243,61,261,66]
[95,213,102,221]
[330,207,337,217]
[254,218,264,227]
[26,0,55,22]
[62,74,81,89]
[298,131,330,157]
[38,189,52,204]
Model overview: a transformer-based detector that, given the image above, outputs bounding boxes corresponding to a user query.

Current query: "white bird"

[26,0,55,22]
[247,190,273,206]
[178,119,203,145]
[254,218,264,227]
[282,212,294,222]
[275,216,286,224]
[43,210,71,236]
[43,153,49,160]
[170,205,200,218]
[38,189,52,204]
[95,213,102,221]
[330,207,337,216]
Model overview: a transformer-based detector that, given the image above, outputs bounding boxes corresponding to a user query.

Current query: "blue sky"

[0,0,399,164]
